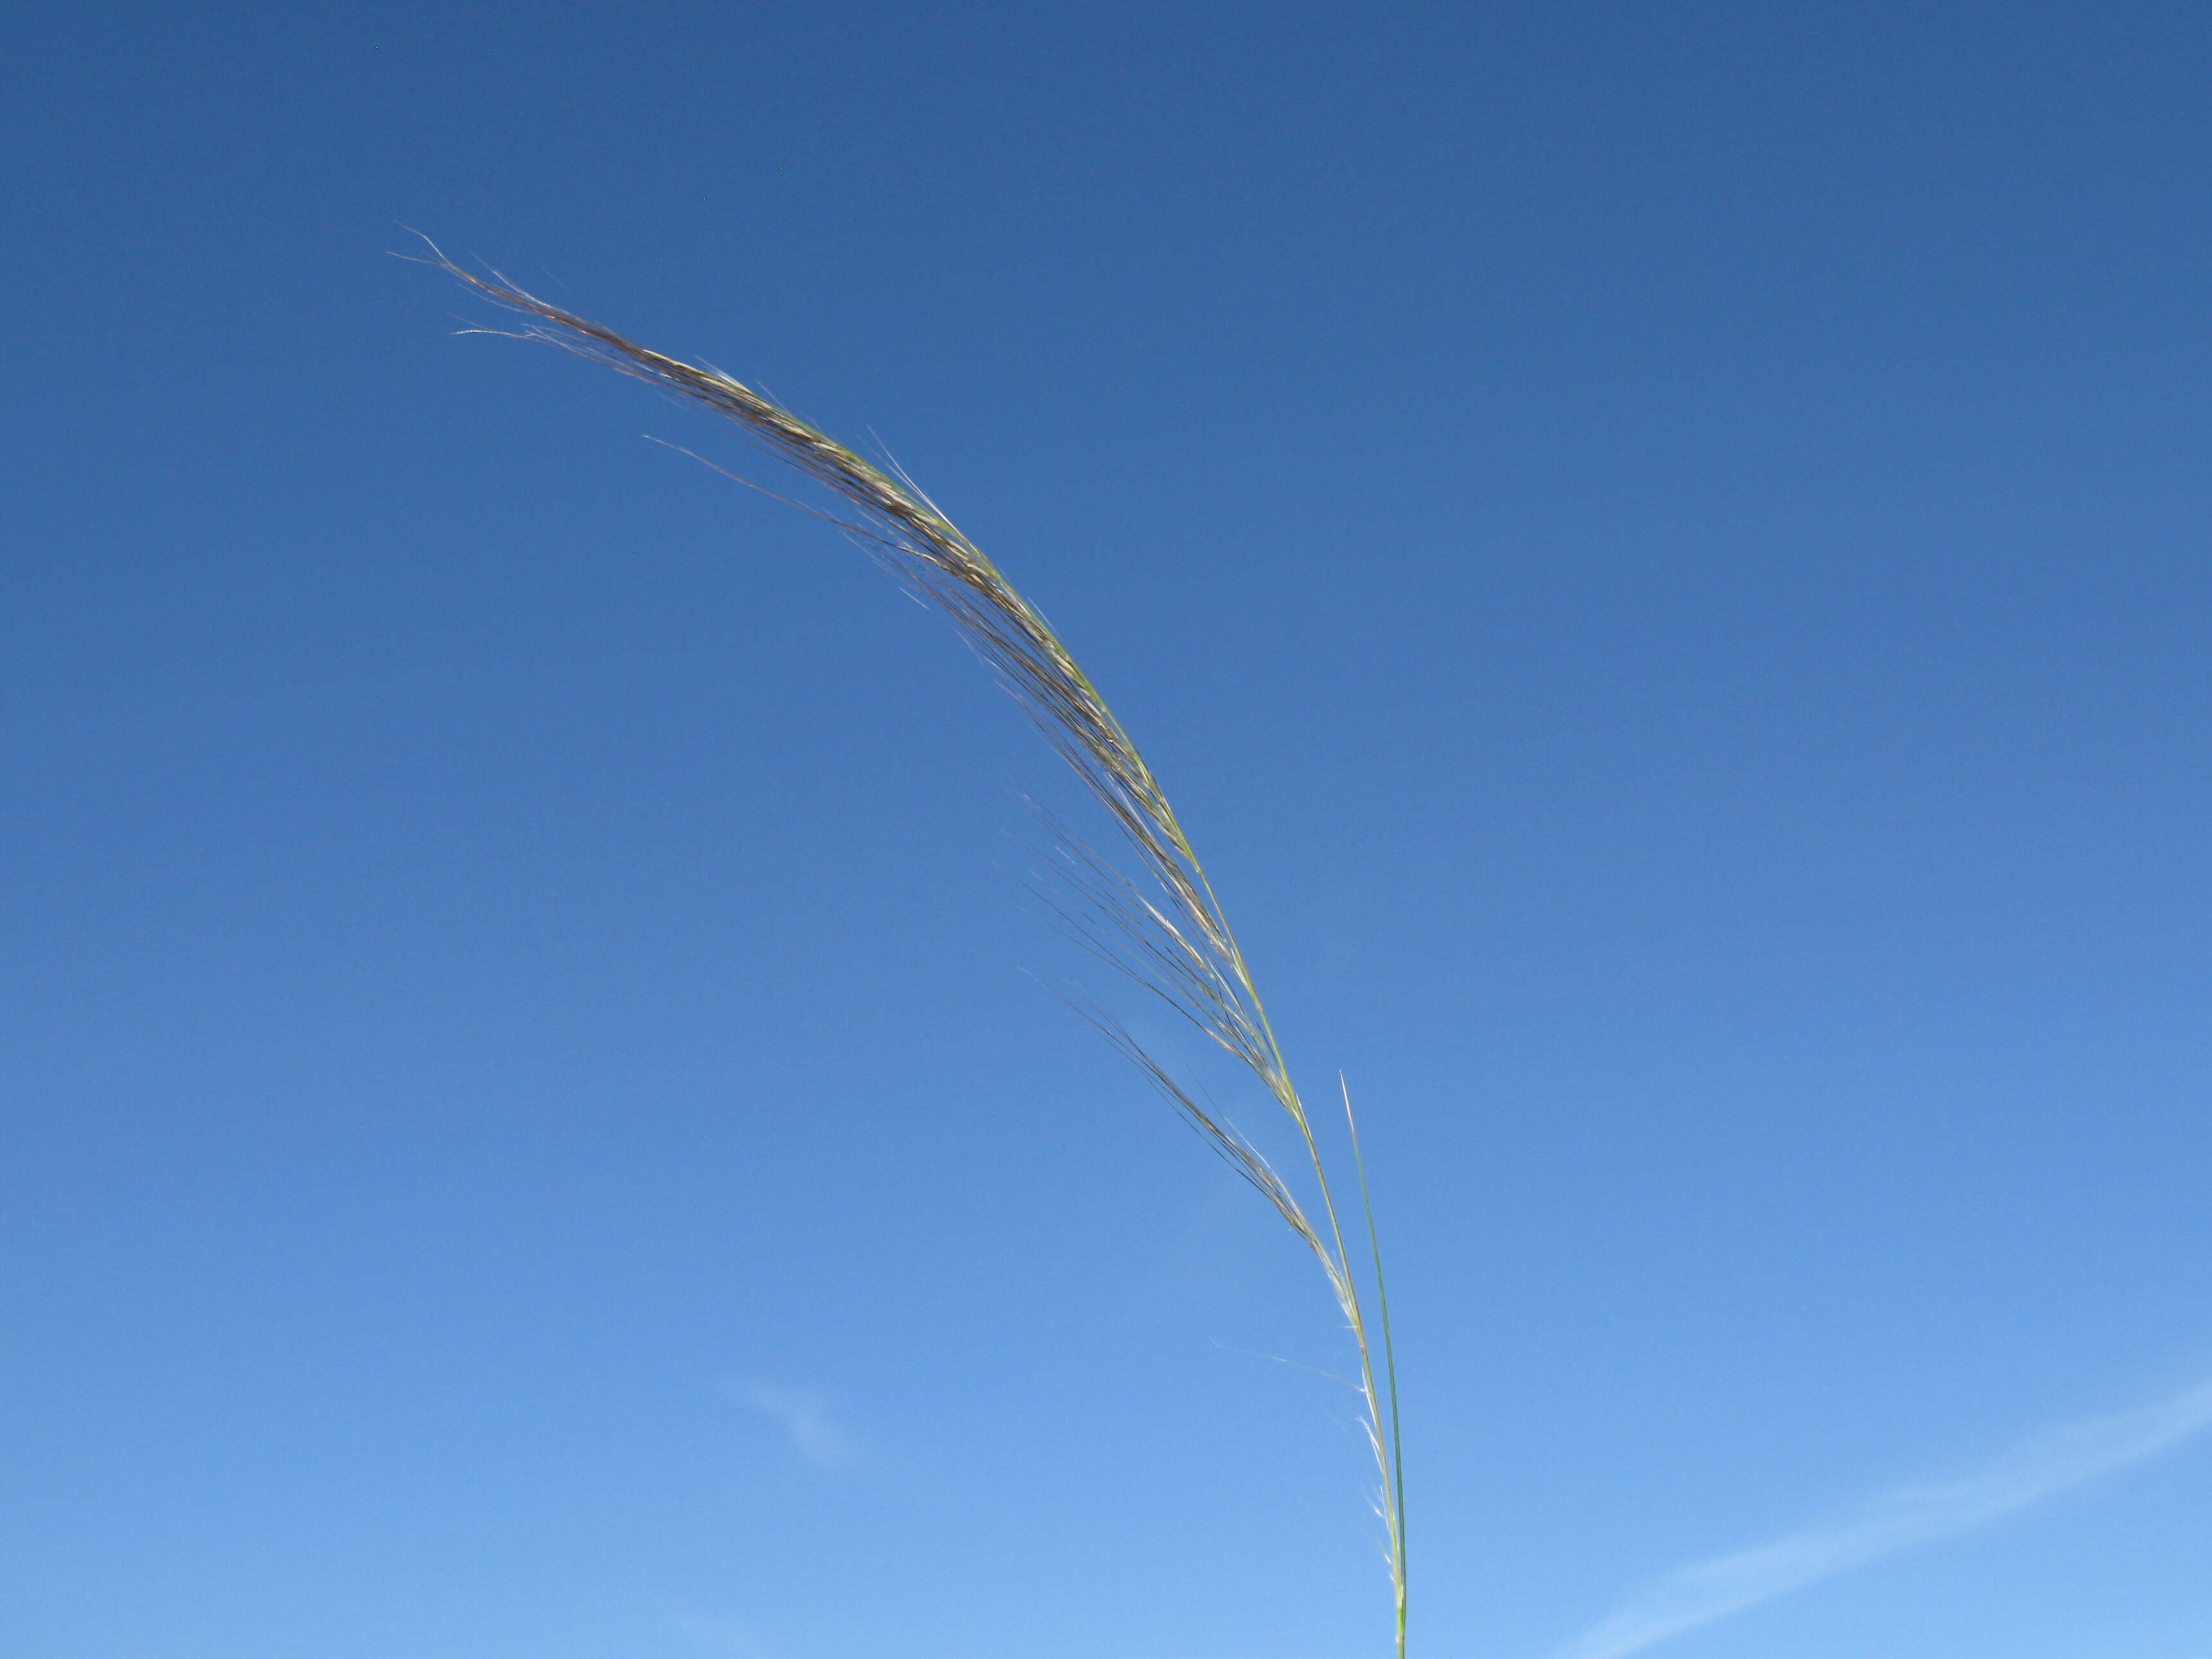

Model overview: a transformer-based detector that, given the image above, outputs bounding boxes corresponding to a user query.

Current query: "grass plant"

[421,246,1408,1655]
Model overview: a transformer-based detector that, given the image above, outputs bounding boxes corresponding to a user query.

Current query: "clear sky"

[5,4,2210,1657]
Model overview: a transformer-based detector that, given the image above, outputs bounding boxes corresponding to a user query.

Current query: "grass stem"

[419,242,1408,1653]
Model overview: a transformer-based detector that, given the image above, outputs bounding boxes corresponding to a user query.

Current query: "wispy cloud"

[667,1606,780,1657]
[734,1383,862,1468]
[1557,1376,2212,1659]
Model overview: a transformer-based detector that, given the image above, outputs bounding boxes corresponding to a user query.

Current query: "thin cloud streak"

[667,1608,780,1658]
[735,1383,862,1468]
[1558,1376,2212,1659]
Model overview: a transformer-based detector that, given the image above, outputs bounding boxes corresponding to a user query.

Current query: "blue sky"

[5,3,2211,1656]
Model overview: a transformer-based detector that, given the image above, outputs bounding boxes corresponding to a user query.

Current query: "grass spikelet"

[417,243,1408,1655]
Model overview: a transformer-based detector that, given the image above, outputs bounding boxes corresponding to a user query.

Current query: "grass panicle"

[419,242,1407,1655]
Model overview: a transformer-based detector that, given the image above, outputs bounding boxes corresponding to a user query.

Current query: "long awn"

[420,246,1407,1655]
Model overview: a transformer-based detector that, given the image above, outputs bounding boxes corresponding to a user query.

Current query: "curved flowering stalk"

[421,246,1406,1655]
